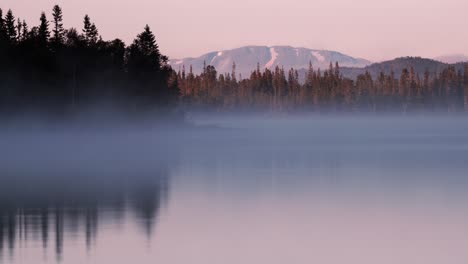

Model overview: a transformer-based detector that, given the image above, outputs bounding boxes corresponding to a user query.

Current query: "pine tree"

[16,18,22,41]
[0,9,4,34]
[400,68,410,97]
[83,15,91,40]
[464,64,468,88]
[334,62,340,78]
[89,23,98,43]
[128,25,164,71]
[126,24,172,105]
[51,5,64,46]
[409,66,417,97]
[231,62,237,82]
[83,15,98,44]
[377,72,386,96]
[5,9,17,43]
[304,61,315,106]
[38,12,50,45]
[21,20,29,40]
[0,7,6,80]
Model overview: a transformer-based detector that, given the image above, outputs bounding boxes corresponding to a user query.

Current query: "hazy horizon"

[2,0,468,62]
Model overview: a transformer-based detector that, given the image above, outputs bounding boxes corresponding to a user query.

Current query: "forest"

[0,6,179,116]
[1,5,468,115]
[178,61,468,113]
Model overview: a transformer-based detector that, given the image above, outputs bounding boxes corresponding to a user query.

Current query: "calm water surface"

[1,115,468,264]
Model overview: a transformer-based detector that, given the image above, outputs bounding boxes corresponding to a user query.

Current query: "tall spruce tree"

[51,5,64,46]
[127,25,165,72]
[126,24,174,106]
[0,9,6,43]
[88,23,98,43]
[5,9,16,43]
[16,18,22,41]
[83,15,98,44]
[21,20,28,40]
[83,15,91,38]
[38,12,50,45]
[0,8,4,30]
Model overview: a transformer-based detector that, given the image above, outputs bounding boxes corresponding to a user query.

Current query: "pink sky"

[2,0,468,62]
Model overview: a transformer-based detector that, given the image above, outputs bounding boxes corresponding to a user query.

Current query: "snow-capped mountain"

[169,46,371,78]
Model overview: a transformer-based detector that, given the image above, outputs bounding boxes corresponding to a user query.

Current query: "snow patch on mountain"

[217,51,223,56]
[312,51,325,62]
[265,47,278,69]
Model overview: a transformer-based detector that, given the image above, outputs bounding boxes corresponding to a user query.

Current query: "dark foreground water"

[1,115,468,264]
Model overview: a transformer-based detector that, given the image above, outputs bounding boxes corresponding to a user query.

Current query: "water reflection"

[1,116,468,264]
[0,168,170,262]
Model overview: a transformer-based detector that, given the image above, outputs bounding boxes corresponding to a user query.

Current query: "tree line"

[0,6,179,116]
[177,61,468,113]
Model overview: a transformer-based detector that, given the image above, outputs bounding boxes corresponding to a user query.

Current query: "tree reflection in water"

[0,165,171,261]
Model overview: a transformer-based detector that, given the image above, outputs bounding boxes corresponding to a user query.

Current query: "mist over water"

[1,114,468,264]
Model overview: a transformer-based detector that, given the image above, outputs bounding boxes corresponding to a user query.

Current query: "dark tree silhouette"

[0,8,5,38]
[126,24,177,109]
[0,6,180,117]
[4,9,16,42]
[127,25,166,74]
[83,15,98,44]
[51,5,64,47]
[38,12,50,45]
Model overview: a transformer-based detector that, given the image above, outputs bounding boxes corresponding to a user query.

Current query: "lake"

[1,114,468,264]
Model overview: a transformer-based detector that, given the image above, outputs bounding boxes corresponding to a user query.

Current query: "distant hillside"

[169,46,371,78]
[339,57,466,80]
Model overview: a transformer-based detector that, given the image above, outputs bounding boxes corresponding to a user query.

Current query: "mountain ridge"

[169,45,371,78]
[169,47,467,82]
